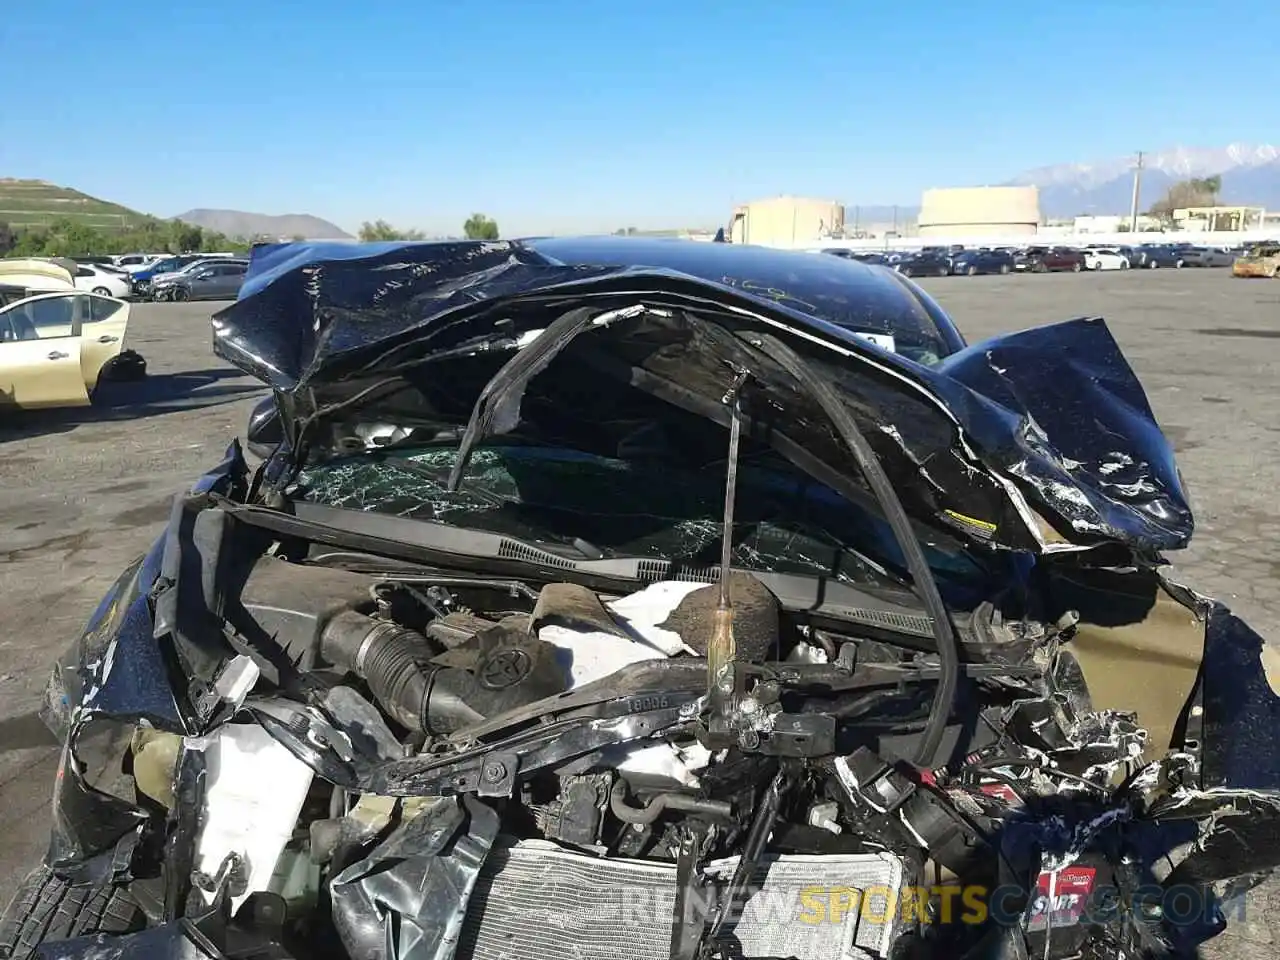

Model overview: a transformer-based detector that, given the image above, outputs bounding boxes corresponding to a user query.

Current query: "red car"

[1014,246,1085,272]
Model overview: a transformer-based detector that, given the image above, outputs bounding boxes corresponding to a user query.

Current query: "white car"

[71,262,133,298]
[1083,248,1130,271]
[114,253,162,271]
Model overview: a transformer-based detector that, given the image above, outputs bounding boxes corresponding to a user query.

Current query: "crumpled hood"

[212,240,1191,555]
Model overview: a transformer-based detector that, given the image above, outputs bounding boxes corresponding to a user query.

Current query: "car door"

[79,294,131,388]
[203,263,238,299]
[182,267,215,300]
[214,262,247,298]
[0,296,89,408]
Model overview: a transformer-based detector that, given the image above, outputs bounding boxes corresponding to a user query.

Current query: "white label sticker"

[852,332,897,353]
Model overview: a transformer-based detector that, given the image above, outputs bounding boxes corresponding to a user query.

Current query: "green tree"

[0,221,14,255]
[9,229,50,257]
[1194,175,1222,202]
[1,215,250,259]
[172,222,205,252]
[463,213,499,240]
[358,219,425,241]
[40,218,103,257]
[1147,178,1220,223]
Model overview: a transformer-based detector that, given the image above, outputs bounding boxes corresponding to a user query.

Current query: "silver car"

[152,259,248,301]
[1180,246,1237,267]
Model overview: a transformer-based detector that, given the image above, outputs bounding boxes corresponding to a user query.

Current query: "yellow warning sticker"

[944,510,997,533]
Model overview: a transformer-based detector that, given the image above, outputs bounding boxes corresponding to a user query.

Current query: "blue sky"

[3,1,1276,235]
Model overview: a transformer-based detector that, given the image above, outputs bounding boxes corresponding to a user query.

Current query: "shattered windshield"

[292,443,1002,602]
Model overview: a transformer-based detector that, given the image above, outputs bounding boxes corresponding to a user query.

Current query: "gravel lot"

[2,268,1278,955]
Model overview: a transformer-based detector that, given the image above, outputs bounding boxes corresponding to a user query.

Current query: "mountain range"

[174,209,351,240]
[846,143,1280,226]
[1006,143,1280,218]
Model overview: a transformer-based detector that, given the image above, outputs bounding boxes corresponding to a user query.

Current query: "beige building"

[917,186,1040,237]
[1073,214,1161,233]
[1172,206,1266,232]
[729,196,844,246]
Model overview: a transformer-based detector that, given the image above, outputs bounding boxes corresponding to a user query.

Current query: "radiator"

[457,839,905,960]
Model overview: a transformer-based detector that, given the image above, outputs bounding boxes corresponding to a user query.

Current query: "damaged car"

[5,237,1280,960]
[1231,242,1280,278]
[0,258,145,409]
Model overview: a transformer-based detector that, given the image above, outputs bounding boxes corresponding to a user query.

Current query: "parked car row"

[821,241,1267,277]
[103,251,241,272]
[60,255,249,300]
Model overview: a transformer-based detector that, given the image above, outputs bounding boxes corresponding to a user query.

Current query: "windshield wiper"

[220,496,953,644]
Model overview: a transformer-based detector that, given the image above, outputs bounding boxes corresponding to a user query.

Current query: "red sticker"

[977,782,1023,805]
[1025,866,1097,930]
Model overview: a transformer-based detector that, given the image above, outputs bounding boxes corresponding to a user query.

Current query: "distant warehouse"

[729,196,845,246]
[917,186,1040,237]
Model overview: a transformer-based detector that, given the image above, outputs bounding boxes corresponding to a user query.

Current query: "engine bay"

[102,548,1208,960]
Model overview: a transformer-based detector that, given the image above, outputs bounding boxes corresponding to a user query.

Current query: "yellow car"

[0,258,138,409]
[1232,243,1280,278]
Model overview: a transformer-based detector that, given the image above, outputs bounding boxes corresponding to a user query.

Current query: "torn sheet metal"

[330,796,499,960]
[215,240,1189,554]
[933,319,1192,551]
[1198,603,1280,790]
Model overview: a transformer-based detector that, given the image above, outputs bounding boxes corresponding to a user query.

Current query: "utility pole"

[1129,151,1144,232]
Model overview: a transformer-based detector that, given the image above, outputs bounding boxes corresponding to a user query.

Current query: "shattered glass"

[294,444,987,588]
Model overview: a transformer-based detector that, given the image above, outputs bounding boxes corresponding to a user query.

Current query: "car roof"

[0,258,75,291]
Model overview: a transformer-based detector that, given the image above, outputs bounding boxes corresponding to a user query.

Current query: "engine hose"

[320,610,441,733]
[609,782,733,824]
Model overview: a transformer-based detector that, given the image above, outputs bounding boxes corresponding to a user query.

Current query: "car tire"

[967,265,978,276]
[91,286,113,296]
[171,287,189,301]
[0,865,144,960]
[1176,259,1185,269]
[1072,261,1082,272]
[937,266,948,277]
[999,263,1010,275]
[96,349,147,385]
[1148,260,1159,269]
[1121,261,1129,270]
[901,267,913,278]
[1090,261,1101,270]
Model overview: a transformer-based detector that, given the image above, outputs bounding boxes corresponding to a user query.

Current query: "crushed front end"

[12,239,1280,960]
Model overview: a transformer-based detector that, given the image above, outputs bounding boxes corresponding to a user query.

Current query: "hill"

[175,209,351,240]
[0,178,149,230]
